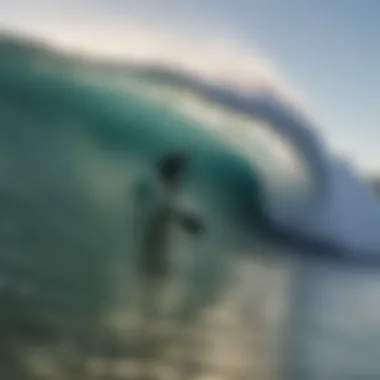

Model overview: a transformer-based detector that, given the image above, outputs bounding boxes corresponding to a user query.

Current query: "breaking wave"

[1,30,380,380]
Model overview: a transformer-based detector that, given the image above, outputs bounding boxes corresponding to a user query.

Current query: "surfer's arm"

[173,210,204,235]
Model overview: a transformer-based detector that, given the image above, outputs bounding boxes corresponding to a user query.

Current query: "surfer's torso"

[139,184,176,279]
[140,202,173,278]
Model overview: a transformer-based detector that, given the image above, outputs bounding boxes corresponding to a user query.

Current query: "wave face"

[0,33,298,380]
[1,33,380,380]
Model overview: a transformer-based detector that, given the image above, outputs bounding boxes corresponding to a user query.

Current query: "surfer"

[135,153,204,376]
[139,153,204,280]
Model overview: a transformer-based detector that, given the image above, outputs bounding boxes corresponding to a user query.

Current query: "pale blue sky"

[1,0,379,172]
[102,0,380,172]
[230,0,380,174]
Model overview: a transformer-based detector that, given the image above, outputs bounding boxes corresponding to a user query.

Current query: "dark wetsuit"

[139,190,174,279]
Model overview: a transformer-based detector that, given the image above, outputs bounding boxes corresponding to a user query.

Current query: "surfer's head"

[157,153,190,187]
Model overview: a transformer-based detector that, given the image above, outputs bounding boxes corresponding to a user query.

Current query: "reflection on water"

[4,217,380,380]
[80,256,291,380]
[0,194,293,380]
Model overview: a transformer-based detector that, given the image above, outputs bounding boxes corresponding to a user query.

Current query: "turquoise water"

[0,35,293,379]
[1,34,380,380]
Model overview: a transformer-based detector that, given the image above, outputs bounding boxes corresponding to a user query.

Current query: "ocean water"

[1,33,380,380]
